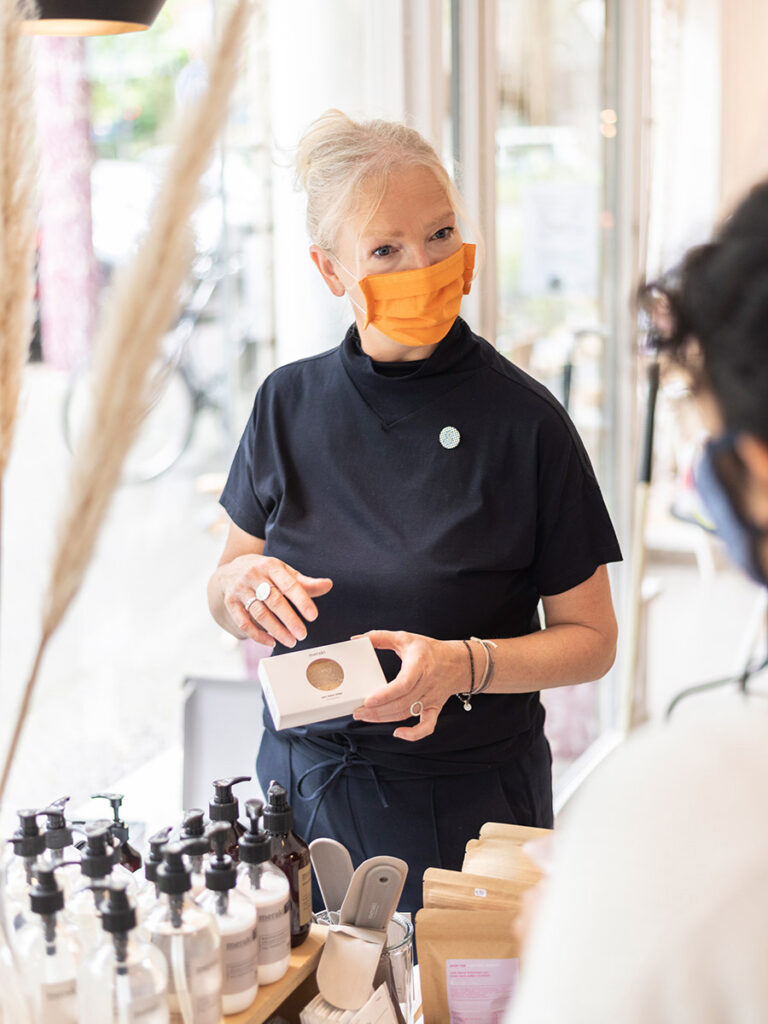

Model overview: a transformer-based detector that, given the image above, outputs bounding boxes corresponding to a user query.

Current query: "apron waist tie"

[296,744,390,839]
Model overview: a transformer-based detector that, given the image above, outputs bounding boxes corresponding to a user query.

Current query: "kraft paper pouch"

[462,833,548,886]
[415,909,520,1024]
[423,867,531,914]
[477,822,553,844]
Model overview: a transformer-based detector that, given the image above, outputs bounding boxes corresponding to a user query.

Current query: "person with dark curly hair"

[505,180,768,1023]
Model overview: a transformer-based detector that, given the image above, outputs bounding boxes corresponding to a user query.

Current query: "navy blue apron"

[257,726,553,915]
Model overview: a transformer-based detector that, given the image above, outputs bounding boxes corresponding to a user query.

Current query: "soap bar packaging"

[257,637,387,730]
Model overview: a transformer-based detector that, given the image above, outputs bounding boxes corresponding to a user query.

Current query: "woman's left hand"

[351,630,469,741]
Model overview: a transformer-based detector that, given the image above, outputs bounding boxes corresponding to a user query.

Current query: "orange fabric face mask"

[342,243,476,348]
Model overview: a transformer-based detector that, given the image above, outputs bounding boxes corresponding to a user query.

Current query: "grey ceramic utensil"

[309,837,354,914]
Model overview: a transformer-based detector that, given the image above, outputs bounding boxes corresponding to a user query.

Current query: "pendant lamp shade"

[22,0,168,35]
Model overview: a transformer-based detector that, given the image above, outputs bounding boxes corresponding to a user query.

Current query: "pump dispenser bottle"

[66,823,138,956]
[16,862,79,1024]
[2,809,45,945]
[41,798,82,900]
[180,810,209,898]
[144,844,222,1024]
[92,793,143,872]
[207,776,250,861]
[236,798,291,983]
[138,827,172,923]
[263,781,312,948]
[77,882,169,1024]
[196,822,258,1013]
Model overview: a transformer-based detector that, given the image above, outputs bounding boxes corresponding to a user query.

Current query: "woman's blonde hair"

[294,109,475,255]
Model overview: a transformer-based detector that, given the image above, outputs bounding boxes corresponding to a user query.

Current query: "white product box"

[257,637,387,731]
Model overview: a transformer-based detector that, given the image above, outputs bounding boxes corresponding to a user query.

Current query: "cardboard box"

[257,638,387,730]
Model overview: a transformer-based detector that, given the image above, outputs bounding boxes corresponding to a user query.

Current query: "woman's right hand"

[218,554,333,648]
[208,520,333,647]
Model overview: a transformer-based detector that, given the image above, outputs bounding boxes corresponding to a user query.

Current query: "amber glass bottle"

[262,781,311,947]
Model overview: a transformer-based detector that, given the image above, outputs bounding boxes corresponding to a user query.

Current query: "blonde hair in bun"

[294,109,477,256]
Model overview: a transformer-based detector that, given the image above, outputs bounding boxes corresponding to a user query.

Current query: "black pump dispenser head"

[29,863,66,916]
[145,827,172,885]
[98,882,136,935]
[43,797,73,852]
[157,844,192,895]
[208,776,251,823]
[9,809,45,858]
[181,809,205,838]
[263,780,293,835]
[204,823,236,892]
[239,799,271,866]
[180,809,209,858]
[79,823,118,879]
[92,793,128,843]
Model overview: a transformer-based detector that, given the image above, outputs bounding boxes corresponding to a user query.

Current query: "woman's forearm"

[472,621,617,696]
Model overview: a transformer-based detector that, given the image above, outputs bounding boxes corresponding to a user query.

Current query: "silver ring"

[244,595,258,613]
[255,581,271,602]
[409,701,423,717]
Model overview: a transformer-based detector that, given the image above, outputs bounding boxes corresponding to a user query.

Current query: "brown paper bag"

[462,834,547,885]
[477,822,552,844]
[415,909,520,1024]
[423,867,526,914]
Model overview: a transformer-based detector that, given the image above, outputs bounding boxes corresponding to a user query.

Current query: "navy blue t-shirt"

[220,317,622,770]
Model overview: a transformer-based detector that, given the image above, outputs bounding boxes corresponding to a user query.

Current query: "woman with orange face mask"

[208,111,621,914]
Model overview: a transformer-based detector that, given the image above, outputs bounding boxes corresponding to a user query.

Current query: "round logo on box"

[306,658,345,691]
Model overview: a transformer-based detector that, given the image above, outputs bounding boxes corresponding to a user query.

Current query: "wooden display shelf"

[224,925,326,1024]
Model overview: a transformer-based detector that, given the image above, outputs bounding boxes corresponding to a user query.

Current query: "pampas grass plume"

[0,0,38,481]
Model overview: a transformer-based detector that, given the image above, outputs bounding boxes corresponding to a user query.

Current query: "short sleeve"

[531,414,622,596]
[219,388,273,539]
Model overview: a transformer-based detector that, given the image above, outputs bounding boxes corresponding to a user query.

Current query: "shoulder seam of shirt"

[478,346,594,472]
[262,345,340,385]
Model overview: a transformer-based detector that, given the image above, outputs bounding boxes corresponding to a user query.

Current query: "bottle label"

[257,898,292,965]
[39,978,77,1024]
[298,863,312,927]
[221,922,259,995]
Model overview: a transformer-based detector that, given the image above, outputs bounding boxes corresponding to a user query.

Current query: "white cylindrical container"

[237,798,292,985]
[196,823,258,1014]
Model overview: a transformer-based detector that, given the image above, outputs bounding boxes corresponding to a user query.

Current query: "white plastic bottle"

[236,798,291,985]
[77,882,169,1024]
[65,823,138,957]
[16,862,79,1024]
[143,844,222,1024]
[195,822,258,1014]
